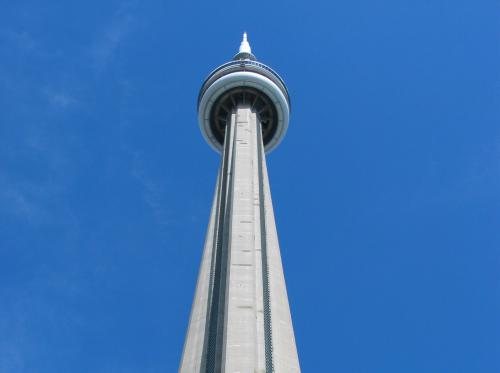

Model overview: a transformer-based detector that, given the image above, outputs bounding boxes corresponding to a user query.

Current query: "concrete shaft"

[180,105,300,372]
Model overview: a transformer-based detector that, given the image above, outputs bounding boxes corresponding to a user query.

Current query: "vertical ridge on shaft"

[257,117,275,372]
[203,111,237,373]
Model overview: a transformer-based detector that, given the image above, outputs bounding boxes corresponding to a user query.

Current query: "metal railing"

[198,59,291,110]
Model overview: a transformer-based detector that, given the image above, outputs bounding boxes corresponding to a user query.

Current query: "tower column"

[180,104,299,372]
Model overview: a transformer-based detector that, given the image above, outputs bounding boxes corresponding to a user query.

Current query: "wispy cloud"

[131,152,175,231]
[42,87,79,109]
[0,186,47,224]
[0,265,85,373]
[90,3,136,74]
[0,305,28,373]
[0,28,62,61]
[0,116,75,226]
[0,29,39,54]
[0,167,73,227]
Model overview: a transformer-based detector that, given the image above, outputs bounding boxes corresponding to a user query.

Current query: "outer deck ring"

[198,67,290,153]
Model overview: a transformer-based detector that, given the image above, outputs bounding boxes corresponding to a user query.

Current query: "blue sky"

[1,0,499,372]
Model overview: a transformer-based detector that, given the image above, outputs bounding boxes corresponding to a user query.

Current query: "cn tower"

[180,33,300,373]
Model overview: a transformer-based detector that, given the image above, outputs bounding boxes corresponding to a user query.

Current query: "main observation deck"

[197,36,291,153]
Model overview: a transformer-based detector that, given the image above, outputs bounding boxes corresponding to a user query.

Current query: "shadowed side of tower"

[179,34,300,373]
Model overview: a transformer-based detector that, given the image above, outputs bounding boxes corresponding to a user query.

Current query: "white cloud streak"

[131,152,175,231]
[90,3,136,74]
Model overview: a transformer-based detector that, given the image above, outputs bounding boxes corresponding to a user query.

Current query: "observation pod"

[198,33,291,153]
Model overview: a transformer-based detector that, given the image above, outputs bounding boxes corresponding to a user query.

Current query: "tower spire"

[233,32,256,61]
[239,32,252,54]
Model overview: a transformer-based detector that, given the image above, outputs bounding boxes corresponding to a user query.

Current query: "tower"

[180,33,300,373]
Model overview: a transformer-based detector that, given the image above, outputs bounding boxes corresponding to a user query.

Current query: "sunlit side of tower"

[180,34,300,373]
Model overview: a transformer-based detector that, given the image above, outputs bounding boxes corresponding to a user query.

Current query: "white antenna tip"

[239,32,252,54]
